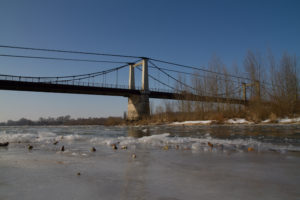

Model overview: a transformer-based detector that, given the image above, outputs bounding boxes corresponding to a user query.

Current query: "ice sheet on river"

[1,128,300,153]
[1,125,300,200]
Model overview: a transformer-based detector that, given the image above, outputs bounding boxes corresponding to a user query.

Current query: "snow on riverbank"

[278,117,300,123]
[171,118,253,125]
[226,118,253,124]
[169,117,300,126]
[171,120,214,125]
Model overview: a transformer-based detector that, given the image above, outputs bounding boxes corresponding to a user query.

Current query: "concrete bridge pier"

[127,58,150,120]
[128,94,150,120]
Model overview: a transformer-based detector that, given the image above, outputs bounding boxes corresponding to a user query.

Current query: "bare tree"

[244,50,264,99]
[270,52,299,115]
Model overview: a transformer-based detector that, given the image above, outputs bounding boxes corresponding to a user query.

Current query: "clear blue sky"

[0,0,299,121]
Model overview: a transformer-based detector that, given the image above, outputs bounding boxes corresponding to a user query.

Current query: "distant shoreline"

[0,116,123,126]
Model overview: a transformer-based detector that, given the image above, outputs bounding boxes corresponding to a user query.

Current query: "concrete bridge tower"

[127,58,150,120]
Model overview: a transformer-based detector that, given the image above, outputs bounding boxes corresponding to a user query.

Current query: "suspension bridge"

[0,45,258,120]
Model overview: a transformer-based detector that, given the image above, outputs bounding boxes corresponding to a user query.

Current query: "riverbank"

[125,116,300,126]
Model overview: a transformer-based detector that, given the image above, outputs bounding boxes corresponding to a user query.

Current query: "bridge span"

[0,79,246,104]
[0,53,250,120]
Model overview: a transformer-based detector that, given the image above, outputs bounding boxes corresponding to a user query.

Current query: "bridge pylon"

[127,58,150,120]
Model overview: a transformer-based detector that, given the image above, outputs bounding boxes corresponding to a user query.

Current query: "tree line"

[0,115,124,126]
[150,50,299,122]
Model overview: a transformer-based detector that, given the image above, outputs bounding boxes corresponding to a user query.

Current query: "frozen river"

[1,124,300,200]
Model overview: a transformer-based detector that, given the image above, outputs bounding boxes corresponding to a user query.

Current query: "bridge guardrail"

[0,74,175,93]
[0,74,241,98]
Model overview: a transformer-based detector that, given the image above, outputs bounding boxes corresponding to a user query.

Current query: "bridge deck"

[0,80,247,105]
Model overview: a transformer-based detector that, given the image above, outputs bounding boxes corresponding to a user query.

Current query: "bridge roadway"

[0,80,247,105]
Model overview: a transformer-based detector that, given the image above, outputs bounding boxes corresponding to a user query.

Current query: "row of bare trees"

[269,52,299,115]
[151,50,299,122]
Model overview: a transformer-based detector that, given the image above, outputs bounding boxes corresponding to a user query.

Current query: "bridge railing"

[0,74,177,93]
[0,74,57,83]
[0,74,242,99]
[59,80,178,94]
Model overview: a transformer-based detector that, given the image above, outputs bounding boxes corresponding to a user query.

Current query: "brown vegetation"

[146,50,299,123]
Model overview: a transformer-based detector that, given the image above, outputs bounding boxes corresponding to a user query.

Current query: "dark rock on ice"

[121,145,127,150]
[91,147,96,152]
[0,142,9,147]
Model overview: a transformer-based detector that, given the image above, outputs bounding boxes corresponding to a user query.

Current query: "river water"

[0,124,300,200]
